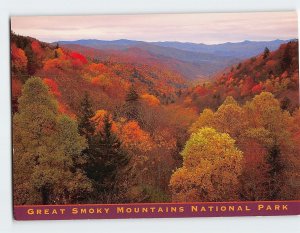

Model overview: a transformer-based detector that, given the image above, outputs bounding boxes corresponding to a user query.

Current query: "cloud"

[11,12,298,44]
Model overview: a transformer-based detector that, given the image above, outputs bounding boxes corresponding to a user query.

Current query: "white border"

[0,0,299,232]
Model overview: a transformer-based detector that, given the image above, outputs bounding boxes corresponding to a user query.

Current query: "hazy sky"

[11,12,298,44]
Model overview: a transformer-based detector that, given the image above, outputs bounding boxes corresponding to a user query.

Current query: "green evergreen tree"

[263,47,270,59]
[78,92,96,175]
[78,92,95,145]
[130,68,141,81]
[281,42,292,72]
[24,44,37,75]
[280,97,291,111]
[126,85,139,102]
[267,144,284,200]
[87,114,129,202]
[124,85,140,121]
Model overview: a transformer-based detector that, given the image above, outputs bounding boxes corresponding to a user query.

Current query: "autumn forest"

[11,30,300,205]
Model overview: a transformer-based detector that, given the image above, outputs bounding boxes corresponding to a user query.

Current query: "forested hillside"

[11,33,187,115]
[11,32,300,205]
[182,41,299,113]
[11,32,197,204]
[57,38,291,78]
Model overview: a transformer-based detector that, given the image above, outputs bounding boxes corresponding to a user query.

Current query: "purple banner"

[14,201,300,220]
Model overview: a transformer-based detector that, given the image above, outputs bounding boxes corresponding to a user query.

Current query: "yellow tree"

[189,96,248,139]
[213,96,248,139]
[189,108,215,134]
[243,92,296,200]
[13,77,92,204]
[169,127,243,202]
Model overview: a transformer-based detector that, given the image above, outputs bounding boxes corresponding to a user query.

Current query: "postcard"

[11,11,299,220]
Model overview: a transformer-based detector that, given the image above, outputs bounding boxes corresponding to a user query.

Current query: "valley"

[11,31,300,205]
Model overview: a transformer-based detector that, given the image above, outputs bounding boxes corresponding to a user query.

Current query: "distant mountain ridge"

[55,38,295,80]
[56,38,293,58]
[152,39,295,59]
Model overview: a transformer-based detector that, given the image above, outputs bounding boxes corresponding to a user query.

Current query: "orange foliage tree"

[12,79,22,113]
[11,43,28,75]
[141,93,160,106]
[43,78,61,97]
[91,109,117,134]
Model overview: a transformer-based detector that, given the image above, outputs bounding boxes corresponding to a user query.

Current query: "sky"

[11,11,298,44]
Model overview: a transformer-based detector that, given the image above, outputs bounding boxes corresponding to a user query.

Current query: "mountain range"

[56,39,293,80]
